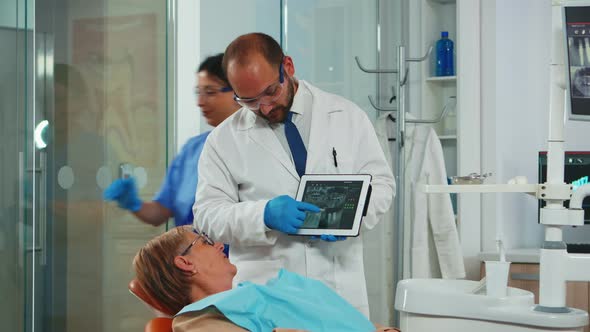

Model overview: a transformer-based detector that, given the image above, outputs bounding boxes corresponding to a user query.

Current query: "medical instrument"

[497,239,506,263]
[450,172,492,185]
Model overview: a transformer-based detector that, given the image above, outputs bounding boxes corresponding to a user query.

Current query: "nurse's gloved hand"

[264,195,320,234]
[311,235,347,242]
[103,177,142,212]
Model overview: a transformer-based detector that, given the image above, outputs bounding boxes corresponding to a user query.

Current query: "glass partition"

[1,0,172,330]
[0,2,28,329]
[283,0,379,122]
[283,0,396,325]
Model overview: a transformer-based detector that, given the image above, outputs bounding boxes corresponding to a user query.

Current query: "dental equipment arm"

[537,0,590,312]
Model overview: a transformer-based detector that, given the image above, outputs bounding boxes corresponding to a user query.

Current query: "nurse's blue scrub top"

[153,131,210,226]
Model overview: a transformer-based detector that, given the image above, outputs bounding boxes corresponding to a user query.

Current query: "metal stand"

[355,44,434,325]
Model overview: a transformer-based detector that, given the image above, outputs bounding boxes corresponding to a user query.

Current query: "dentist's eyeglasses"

[180,228,214,256]
[233,62,285,110]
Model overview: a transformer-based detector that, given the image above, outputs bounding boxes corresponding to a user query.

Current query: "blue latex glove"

[264,195,321,234]
[103,177,142,212]
[311,235,347,242]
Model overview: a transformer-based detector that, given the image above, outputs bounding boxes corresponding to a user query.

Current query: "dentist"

[194,33,395,315]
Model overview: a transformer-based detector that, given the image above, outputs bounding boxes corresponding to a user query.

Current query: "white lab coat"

[194,80,395,315]
[404,123,465,279]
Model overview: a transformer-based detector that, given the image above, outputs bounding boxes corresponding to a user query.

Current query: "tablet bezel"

[294,174,372,237]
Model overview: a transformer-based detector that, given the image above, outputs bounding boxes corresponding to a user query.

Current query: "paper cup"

[485,261,511,297]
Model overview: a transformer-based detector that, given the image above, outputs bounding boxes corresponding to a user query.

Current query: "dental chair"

[128,278,174,332]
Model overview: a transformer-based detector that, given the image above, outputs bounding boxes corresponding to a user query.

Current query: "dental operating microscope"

[537,0,590,313]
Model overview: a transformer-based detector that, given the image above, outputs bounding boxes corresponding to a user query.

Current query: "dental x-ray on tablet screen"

[294,174,372,237]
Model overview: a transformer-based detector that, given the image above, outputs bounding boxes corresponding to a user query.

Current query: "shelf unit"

[420,0,458,176]
[409,0,482,279]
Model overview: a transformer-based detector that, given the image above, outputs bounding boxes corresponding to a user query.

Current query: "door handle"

[18,152,24,268]
[18,152,48,265]
[39,151,47,266]
[26,247,43,253]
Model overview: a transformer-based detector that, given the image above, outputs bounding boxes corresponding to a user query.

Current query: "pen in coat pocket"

[332,147,338,167]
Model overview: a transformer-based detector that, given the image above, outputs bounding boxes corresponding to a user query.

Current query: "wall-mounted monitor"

[564,4,590,121]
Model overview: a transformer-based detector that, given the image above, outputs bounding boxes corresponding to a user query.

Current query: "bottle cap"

[441,31,449,38]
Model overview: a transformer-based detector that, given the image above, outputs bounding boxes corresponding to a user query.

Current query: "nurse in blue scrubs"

[104,53,240,229]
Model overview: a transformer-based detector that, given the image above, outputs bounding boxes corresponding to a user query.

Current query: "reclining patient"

[133,225,400,332]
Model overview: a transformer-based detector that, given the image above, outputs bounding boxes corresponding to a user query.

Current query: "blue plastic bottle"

[435,31,454,76]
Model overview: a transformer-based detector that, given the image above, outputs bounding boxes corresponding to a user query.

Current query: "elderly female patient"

[133,225,399,332]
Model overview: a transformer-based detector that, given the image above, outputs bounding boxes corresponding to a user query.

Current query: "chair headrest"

[129,278,176,317]
[145,317,173,332]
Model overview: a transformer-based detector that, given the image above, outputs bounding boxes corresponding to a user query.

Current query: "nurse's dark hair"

[133,226,193,314]
[222,32,284,74]
[198,53,230,87]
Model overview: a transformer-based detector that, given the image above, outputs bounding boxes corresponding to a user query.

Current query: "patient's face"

[184,233,236,293]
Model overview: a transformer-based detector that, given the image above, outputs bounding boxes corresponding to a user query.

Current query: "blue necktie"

[285,112,307,177]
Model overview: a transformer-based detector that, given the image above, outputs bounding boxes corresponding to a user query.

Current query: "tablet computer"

[294,174,372,237]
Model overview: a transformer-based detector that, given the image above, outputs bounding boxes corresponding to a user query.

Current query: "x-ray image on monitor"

[564,6,590,119]
[568,35,590,97]
[572,66,590,97]
[301,181,363,230]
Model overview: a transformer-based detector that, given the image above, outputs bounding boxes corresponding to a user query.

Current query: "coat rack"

[355,45,441,323]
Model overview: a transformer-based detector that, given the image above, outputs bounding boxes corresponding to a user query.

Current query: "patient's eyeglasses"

[180,228,214,256]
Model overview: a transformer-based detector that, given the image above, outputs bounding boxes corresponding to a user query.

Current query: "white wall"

[197,0,281,134]
[175,0,280,148]
[175,0,281,150]
[481,0,590,251]
[176,0,200,152]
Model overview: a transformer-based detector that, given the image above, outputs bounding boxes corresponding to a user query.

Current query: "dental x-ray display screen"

[539,151,590,223]
[294,174,372,236]
[565,6,590,120]
[301,181,363,230]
